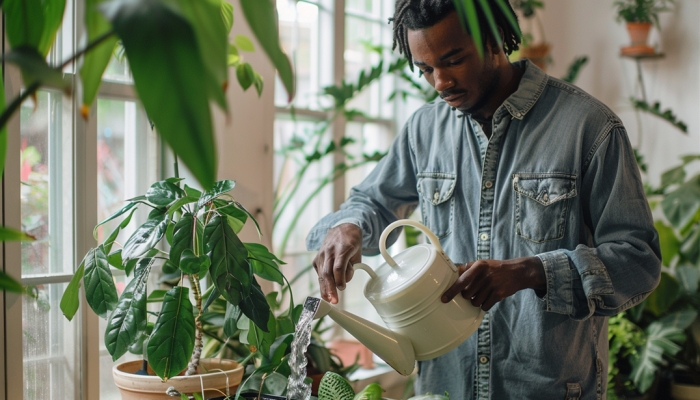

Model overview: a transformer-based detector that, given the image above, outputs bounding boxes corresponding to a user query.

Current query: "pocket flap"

[418,174,456,206]
[513,173,577,206]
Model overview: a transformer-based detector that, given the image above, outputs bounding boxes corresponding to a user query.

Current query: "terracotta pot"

[671,382,700,400]
[519,43,551,71]
[626,22,652,46]
[112,358,244,400]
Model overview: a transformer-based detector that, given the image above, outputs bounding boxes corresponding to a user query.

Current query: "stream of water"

[286,297,320,400]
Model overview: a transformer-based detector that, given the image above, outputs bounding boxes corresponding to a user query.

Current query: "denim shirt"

[306,60,661,400]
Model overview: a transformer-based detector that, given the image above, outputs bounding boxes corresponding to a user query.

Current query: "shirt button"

[480,233,489,241]
[433,192,440,202]
[484,181,493,189]
[543,193,549,202]
[479,356,489,364]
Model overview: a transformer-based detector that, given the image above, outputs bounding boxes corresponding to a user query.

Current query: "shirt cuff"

[537,250,573,316]
[331,218,363,229]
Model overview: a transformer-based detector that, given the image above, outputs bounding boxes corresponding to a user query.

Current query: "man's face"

[407,11,500,115]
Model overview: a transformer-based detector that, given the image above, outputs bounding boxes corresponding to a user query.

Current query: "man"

[306,1,661,399]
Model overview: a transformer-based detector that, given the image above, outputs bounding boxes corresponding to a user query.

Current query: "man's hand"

[312,223,363,304]
[441,256,546,311]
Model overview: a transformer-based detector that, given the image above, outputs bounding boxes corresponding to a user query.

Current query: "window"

[3,2,158,398]
[272,0,425,331]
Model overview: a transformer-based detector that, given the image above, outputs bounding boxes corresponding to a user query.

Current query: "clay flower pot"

[519,43,551,71]
[112,358,243,400]
[621,22,655,56]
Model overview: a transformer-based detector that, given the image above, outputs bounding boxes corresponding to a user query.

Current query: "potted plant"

[512,0,550,70]
[613,0,674,56]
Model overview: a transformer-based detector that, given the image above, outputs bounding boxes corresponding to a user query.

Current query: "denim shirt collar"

[501,59,549,120]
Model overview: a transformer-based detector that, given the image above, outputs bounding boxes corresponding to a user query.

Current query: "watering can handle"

[379,220,444,267]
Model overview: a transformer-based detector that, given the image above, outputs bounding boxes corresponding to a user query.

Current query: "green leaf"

[93,202,138,239]
[81,0,118,113]
[60,261,86,320]
[169,0,228,109]
[236,62,255,91]
[146,180,182,206]
[0,226,35,241]
[170,213,204,267]
[147,286,196,381]
[202,286,220,312]
[661,174,700,229]
[676,264,700,294]
[38,0,67,57]
[631,309,698,393]
[102,0,217,190]
[166,196,198,218]
[215,200,247,233]
[184,184,202,199]
[454,0,483,58]
[224,302,242,337]
[122,208,168,261]
[204,215,251,306]
[644,272,680,317]
[147,289,168,304]
[107,249,123,269]
[103,208,136,254]
[234,201,262,237]
[179,249,210,275]
[221,1,234,33]
[354,382,382,400]
[239,0,295,102]
[0,270,24,294]
[234,34,255,52]
[681,225,700,266]
[227,44,240,66]
[83,246,119,319]
[239,278,271,333]
[654,221,680,267]
[253,71,264,97]
[244,243,284,285]
[660,165,686,189]
[105,260,151,360]
[5,0,44,51]
[269,333,294,365]
[197,180,236,210]
[3,47,67,88]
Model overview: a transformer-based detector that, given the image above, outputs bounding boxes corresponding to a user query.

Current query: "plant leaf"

[146,180,182,206]
[83,246,119,319]
[204,214,251,306]
[0,270,24,294]
[147,286,196,381]
[224,302,242,337]
[60,260,86,320]
[122,208,168,261]
[676,264,700,294]
[3,47,67,88]
[4,0,44,51]
[645,272,680,317]
[681,224,700,266]
[38,0,67,57]
[107,249,123,269]
[101,0,217,190]
[197,180,236,210]
[221,1,234,33]
[105,260,151,360]
[244,243,284,285]
[179,249,210,275]
[238,277,271,333]
[0,226,35,241]
[166,196,198,218]
[239,0,295,102]
[81,0,119,116]
[170,212,196,267]
[234,34,255,52]
[236,62,255,91]
[93,202,138,239]
[661,174,700,229]
[103,208,136,254]
[654,221,680,267]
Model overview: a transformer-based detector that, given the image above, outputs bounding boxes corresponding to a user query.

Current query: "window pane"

[346,0,375,14]
[102,50,133,83]
[20,90,74,277]
[23,283,79,399]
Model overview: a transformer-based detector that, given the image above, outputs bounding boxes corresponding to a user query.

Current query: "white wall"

[539,0,700,186]
[213,1,278,249]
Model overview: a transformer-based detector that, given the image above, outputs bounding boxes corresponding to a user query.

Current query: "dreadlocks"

[391,0,521,69]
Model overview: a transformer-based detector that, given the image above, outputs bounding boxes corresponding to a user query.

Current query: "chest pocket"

[417,173,456,239]
[513,173,577,243]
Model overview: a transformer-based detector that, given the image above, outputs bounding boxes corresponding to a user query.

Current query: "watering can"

[309,219,484,376]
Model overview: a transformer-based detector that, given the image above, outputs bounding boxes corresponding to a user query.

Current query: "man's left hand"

[441,256,546,311]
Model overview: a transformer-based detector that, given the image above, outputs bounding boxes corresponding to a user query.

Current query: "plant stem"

[186,275,204,376]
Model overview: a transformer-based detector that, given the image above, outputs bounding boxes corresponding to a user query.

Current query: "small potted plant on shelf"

[512,0,550,71]
[614,0,674,56]
[60,173,290,399]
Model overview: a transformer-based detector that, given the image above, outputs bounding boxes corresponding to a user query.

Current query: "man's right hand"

[312,223,363,304]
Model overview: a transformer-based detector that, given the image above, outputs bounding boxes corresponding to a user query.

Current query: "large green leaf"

[179,249,210,275]
[244,242,284,285]
[105,260,151,360]
[83,246,119,319]
[239,0,295,102]
[631,309,698,393]
[122,208,168,261]
[0,270,24,294]
[93,202,138,239]
[3,47,66,88]
[197,180,236,210]
[238,277,271,333]
[80,0,118,116]
[660,165,686,189]
[170,212,198,267]
[60,261,85,320]
[680,224,700,266]
[0,226,35,241]
[103,208,136,254]
[169,0,228,109]
[661,174,700,229]
[654,220,680,267]
[102,0,217,190]
[37,0,67,57]
[204,214,251,305]
[166,196,198,218]
[146,180,182,206]
[644,272,680,317]
[224,302,242,337]
[147,286,196,380]
[4,0,44,51]
[221,1,234,33]
[677,264,700,294]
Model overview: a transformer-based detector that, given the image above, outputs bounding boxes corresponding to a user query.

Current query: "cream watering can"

[308,219,484,376]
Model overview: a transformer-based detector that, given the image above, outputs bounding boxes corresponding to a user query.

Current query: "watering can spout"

[306,297,416,375]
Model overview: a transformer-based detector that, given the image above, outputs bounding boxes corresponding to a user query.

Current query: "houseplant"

[511,0,550,70]
[613,0,674,56]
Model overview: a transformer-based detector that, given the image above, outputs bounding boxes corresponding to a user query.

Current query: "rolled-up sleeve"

[306,122,420,255]
[537,126,661,320]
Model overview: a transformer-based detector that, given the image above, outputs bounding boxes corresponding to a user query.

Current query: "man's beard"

[458,60,501,115]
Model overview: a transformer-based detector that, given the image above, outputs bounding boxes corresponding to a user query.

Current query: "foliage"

[452,0,522,58]
[613,0,674,26]
[512,0,544,18]
[631,98,688,134]
[561,56,589,84]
